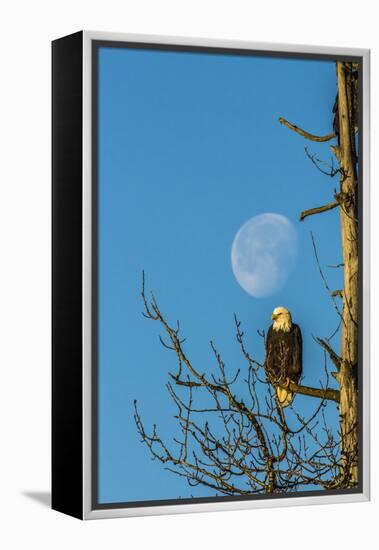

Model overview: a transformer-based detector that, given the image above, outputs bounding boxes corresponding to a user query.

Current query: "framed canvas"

[52,31,370,520]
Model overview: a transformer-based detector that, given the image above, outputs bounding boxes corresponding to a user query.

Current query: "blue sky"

[97,46,343,503]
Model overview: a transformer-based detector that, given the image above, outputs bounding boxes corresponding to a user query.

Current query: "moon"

[231,213,298,298]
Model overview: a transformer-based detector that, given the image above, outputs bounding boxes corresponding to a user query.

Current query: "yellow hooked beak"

[271,313,279,320]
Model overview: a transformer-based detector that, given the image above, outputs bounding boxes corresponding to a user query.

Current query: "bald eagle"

[264,307,302,407]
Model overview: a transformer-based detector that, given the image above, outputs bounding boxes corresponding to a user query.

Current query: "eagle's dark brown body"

[264,324,303,387]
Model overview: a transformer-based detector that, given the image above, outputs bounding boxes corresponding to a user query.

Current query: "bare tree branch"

[283,380,339,403]
[300,201,339,222]
[304,147,340,177]
[315,337,342,371]
[279,117,336,142]
[133,274,351,496]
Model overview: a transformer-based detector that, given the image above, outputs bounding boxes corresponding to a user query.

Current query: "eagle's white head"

[271,306,292,332]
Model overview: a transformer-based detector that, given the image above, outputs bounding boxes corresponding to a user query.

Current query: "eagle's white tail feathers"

[276,387,293,408]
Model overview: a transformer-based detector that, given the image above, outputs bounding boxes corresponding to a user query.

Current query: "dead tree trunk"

[336,61,359,485]
[279,61,360,486]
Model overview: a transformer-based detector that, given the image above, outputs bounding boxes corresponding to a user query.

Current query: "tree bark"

[336,61,359,485]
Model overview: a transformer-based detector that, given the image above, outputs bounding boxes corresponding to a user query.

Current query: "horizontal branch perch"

[300,201,339,221]
[283,381,340,403]
[279,117,336,142]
